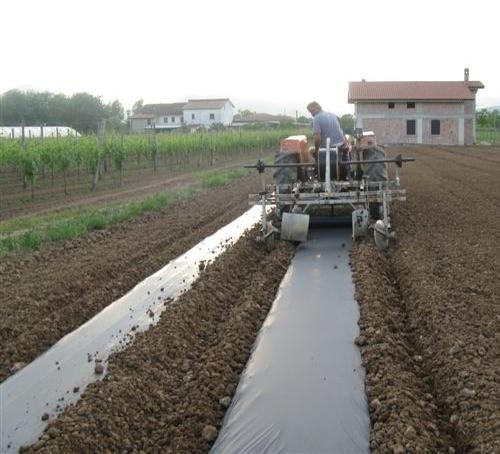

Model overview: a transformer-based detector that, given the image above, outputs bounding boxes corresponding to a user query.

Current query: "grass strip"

[0,187,196,257]
[201,168,251,188]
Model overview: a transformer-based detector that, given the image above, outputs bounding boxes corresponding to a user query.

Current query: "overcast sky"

[1,0,498,116]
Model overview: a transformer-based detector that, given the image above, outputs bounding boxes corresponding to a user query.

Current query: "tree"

[0,89,115,133]
[25,91,50,125]
[476,108,490,128]
[0,90,28,125]
[67,93,106,133]
[209,122,225,132]
[105,99,125,132]
[476,108,500,128]
[237,109,254,118]
[47,93,69,125]
[132,99,144,114]
[339,114,355,134]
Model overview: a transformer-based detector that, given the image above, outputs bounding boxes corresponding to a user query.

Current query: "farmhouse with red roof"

[348,69,484,145]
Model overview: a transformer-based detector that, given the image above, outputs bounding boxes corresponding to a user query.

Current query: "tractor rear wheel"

[273,152,299,185]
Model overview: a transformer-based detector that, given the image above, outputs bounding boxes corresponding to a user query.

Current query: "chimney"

[464,67,469,82]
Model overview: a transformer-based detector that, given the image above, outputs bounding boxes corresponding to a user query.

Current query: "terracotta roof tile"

[348,81,483,102]
[130,112,154,119]
[138,103,186,116]
[184,98,234,110]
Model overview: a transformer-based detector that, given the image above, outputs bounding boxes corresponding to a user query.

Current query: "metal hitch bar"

[244,154,415,171]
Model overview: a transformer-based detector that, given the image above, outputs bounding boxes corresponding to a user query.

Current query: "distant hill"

[486,106,500,112]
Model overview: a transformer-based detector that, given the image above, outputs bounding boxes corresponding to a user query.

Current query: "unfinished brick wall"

[423,119,458,145]
[355,101,474,145]
[362,118,418,145]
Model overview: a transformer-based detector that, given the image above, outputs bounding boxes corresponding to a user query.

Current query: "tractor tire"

[273,152,299,185]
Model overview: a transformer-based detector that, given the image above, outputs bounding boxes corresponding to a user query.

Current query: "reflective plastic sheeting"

[0,206,263,453]
[211,228,370,454]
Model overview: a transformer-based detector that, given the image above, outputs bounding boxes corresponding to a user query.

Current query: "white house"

[129,103,185,133]
[182,98,234,127]
[129,99,235,132]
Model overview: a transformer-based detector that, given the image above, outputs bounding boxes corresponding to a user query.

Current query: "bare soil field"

[3,144,499,453]
[0,175,260,382]
[351,145,499,453]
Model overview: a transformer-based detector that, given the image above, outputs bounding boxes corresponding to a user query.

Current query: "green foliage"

[0,236,17,254]
[476,108,500,128]
[339,114,355,134]
[18,231,42,250]
[0,129,306,197]
[134,193,171,212]
[201,168,250,187]
[18,147,38,183]
[237,109,255,117]
[132,99,144,114]
[0,90,124,133]
[476,128,500,143]
[209,122,225,132]
[0,187,196,256]
[105,99,126,132]
[106,136,125,172]
[46,220,88,241]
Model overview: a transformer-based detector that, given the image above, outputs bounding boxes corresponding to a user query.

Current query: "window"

[147,119,152,126]
[191,113,195,120]
[388,102,395,109]
[407,102,415,108]
[406,120,416,135]
[164,117,169,123]
[209,113,215,120]
[431,119,440,135]
[171,116,175,123]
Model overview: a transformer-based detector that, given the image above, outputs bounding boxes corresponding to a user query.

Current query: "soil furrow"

[430,145,500,165]
[21,232,295,453]
[351,242,455,452]
[351,145,499,453]
[0,176,259,382]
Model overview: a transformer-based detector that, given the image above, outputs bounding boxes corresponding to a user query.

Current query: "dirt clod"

[350,145,500,453]
[10,362,25,373]
[404,425,416,440]
[219,396,231,408]
[201,425,218,442]
[354,335,367,346]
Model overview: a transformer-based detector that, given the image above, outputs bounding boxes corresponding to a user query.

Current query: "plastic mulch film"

[211,228,370,454]
[0,207,263,453]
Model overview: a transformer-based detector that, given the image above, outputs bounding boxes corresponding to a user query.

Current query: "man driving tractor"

[307,101,351,179]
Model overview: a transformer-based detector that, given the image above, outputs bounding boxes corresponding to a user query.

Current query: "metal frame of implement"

[246,139,415,250]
